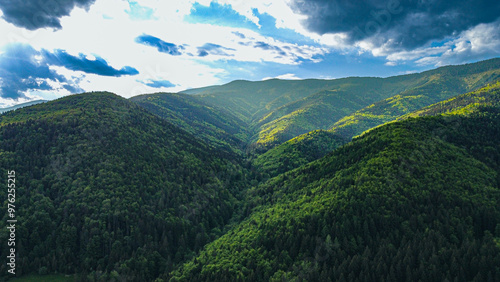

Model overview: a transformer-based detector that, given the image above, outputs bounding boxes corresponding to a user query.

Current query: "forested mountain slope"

[170,88,500,281]
[330,59,500,140]
[402,81,500,119]
[2,60,500,282]
[0,92,249,281]
[130,93,250,154]
[185,58,500,149]
[252,130,347,178]
[181,79,347,122]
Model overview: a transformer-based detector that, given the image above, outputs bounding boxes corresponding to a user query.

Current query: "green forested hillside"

[170,99,500,281]
[130,93,250,154]
[185,58,500,149]
[403,81,500,118]
[356,82,500,138]
[0,92,249,281]
[252,84,389,149]
[181,79,347,122]
[2,60,500,282]
[330,59,500,140]
[252,130,347,178]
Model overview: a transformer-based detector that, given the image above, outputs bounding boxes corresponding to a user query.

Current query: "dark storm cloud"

[0,0,96,30]
[197,43,234,57]
[0,43,137,100]
[42,49,139,76]
[135,34,184,55]
[290,0,500,49]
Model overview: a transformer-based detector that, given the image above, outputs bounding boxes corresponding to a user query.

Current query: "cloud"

[197,43,234,57]
[263,73,301,80]
[232,31,246,39]
[135,34,184,55]
[0,0,96,30]
[133,31,323,65]
[42,49,139,76]
[0,44,81,99]
[0,43,139,100]
[139,79,176,88]
[126,1,155,21]
[254,41,287,56]
[229,32,326,65]
[290,0,500,50]
[186,2,256,30]
[385,19,500,66]
[186,2,315,45]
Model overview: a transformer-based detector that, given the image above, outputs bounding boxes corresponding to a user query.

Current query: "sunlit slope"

[181,79,349,122]
[330,58,500,139]
[402,81,500,118]
[252,130,347,178]
[186,58,500,149]
[170,99,500,282]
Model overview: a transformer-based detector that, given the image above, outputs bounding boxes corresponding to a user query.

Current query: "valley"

[1,59,499,281]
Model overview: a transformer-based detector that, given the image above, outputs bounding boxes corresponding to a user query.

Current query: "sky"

[0,0,499,107]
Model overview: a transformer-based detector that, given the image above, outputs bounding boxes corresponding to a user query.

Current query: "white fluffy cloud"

[0,0,329,100]
[0,0,499,103]
[262,73,302,80]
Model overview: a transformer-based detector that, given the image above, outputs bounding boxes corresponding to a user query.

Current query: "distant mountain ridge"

[130,92,250,154]
[0,99,46,114]
[182,58,500,150]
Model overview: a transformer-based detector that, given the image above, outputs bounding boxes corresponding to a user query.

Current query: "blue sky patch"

[186,2,315,46]
[126,1,155,20]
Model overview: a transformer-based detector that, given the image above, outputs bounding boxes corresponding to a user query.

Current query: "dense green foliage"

[252,85,392,149]
[404,81,500,118]
[330,59,500,140]
[0,92,249,281]
[11,274,75,282]
[252,130,347,178]
[171,106,500,281]
[3,59,500,281]
[181,79,347,122]
[130,93,249,154]
[185,58,500,149]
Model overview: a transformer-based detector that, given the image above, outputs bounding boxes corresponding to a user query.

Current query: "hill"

[169,87,500,281]
[0,92,249,281]
[186,58,500,149]
[181,79,345,123]
[130,93,250,154]
[3,60,500,281]
[330,58,500,139]
[402,81,500,118]
[252,130,347,178]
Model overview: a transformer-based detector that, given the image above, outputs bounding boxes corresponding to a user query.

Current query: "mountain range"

[1,59,500,281]
[0,100,46,114]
